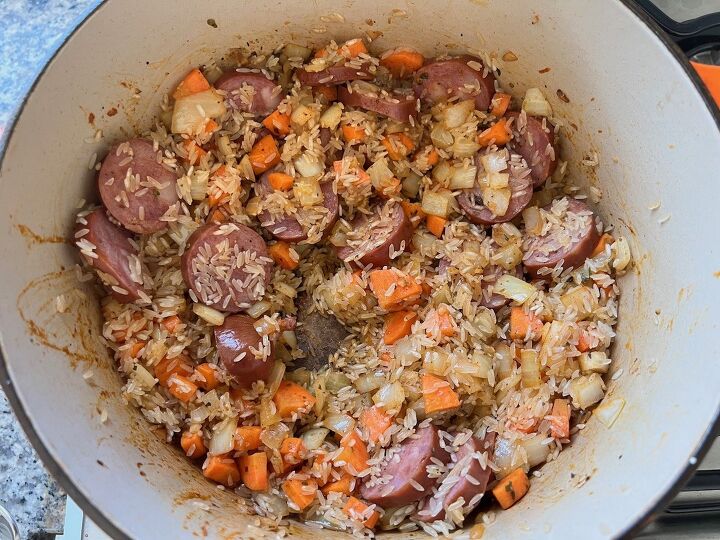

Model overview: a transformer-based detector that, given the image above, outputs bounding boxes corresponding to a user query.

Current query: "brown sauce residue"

[16,224,68,245]
[714,271,720,279]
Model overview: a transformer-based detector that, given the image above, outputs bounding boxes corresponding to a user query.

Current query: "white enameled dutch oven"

[1,1,720,538]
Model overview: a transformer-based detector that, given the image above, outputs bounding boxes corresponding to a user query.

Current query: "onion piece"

[430,125,453,148]
[261,421,290,451]
[520,349,541,388]
[479,151,508,174]
[494,275,538,303]
[301,427,330,451]
[246,301,271,320]
[320,103,343,129]
[522,206,544,235]
[594,397,625,428]
[372,381,406,412]
[209,416,238,455]
[294,153,324,177]
[291,104,314,126]
[401,172,422,198]
[494,343,514,381]
[172,89,226,135]
[354,371,386,393]
[442,99,475,128]
[579,351,610,374]
[132,364,157,390]
[266,361,286,398]
[293,176,324,206]
[192,303,225,326]
[520,435,551,467]
[255,492,290,519]
[323,413,355,436]
[569,373,605,409]
[612,236,631,271]
[283,43,313,62]
[325,371,352,394]
[259,396,281,427]
[449,164,477,189]
[522,87,553,117]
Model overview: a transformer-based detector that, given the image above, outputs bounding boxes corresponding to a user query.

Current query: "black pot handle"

[632,0,720,41]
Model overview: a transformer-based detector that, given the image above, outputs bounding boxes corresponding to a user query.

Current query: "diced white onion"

[421,190,454,218]
[494,343,514,381]
[291,104,314,126]
[354,371,386,393]
[367,158,395,190]
[319,103,343,129]
[190,406,210,423]
[520,349,541,388]
[520,435,551,467]
[491,243,523,270]
[266,361,286,397]
[209,416,238,455]
[594,397,626,428]
[479,151,508,174]
[189,170,210,201]
[522,206,543,235]
[255,493,290,519]
[394,337,421,366]
[522,87,553,117]
[442,99,475,128]
[281,330,297,349]
[449,164,477,189]
[132,364,157,390]
[261,421,290,451]
[294,153,324,177]
[569,373,605,409]
[192,303,226,326]
[432,160,452,184]
[451,137,481,158]
[612,236,631,271]
[283,43,313,61]
[493,437,521,479]
[372,381,406,412]
[293,176,324,206]
[579,351,611,374]
[480,185,511,216]
[494,275,537,303]
[402,172,422,198]
[300,427,330,450]
[172,89,226,135]
[430,125,454,148]
[323,413,355,436]
[325,371,352,393]
[492,222,522,247]
[246,300,271,319]
[423,349,450,376]
[259,396,280,427]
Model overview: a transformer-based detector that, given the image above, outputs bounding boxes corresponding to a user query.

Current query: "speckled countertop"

[1,2,97,538]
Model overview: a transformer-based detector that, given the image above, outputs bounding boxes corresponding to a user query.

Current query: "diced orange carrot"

[162,315,182,334]
[509,307,544,341]
[268,241,299,270]
[280,437,307,472]
[422,374,461,414]
[167,374,198,402]
[181,431,207,459]
[509,417,538,434]
[382,132,415,160]
[194,363,220,391]
[182,140,207,165]
[249,135,281,174]
[379,351,393,367]
[492,468,529,509]
[548,398,570,439]
[234,426,263,453]
[383,310,417,345]
[427,148,439,166]
[203,454,241,487]
[282,478,318,510]
[380,48,425,78]
[359,406,394,443]
[154,355,193,386]
[209,206,230,224]
[435,305,456,337]
[111,312,145,341]
[273,380,316,419]
[336,431,369,475]
[490,92,512,117]
[340,38,368,59]
[401,201,426,228]
[577,330,592,353]
[426,215,447,238]
[239,452,269,491]
[321,473,354,495]
[368,269,423,312]
[412,146,440,171]
[591,233,614,258]
[343,496,379,528]
[267,171,294,191]
[129,340,146,358]
[314,46,328,59]
[262,109,292,137]
[477,118,511,147]
[315,85,338,102]
[341,124,366,144]
[173,68,211,100]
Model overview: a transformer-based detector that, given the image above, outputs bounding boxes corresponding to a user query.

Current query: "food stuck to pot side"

[73,38,632,536]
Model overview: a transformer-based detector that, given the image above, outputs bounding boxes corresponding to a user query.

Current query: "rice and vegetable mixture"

[74,37,631,536]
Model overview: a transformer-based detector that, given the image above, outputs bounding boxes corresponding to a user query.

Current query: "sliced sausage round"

[506,111,558,187]
[181,222,273,312]
[335,202,412,268]
[296,64,374,86]
[256,171,339,243]
[360,425,450,507]
[214,315,274,387]
[415,433,496,522]
[338,84,417,122]
[413,56,496,111]
[98,138,179,234]
[458,157,533,225]
[522,198,601,278]
[215,70,283,116]
[76,208,145,303]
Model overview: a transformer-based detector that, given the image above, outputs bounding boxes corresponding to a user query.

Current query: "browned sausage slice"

[215,70,284,116]
[181,222,273,312]
[360,425,450,507]
[338,84,418,122]
[522,198,601,278]
[76,208,145,303]
[296,64,374,86]
[335,202,412,268]
[98,138,179,234]
[506,111,558,187]
[214,315,274,387]
[256,171,339,243]
[458,156,533,225]
[415,433,496,522]
[413,56,496,111]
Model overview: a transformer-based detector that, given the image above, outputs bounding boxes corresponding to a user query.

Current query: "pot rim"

[0,1,719,539]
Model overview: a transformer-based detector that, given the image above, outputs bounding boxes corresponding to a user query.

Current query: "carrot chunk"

[280,437,307,472]
[382,132,415,160]
[167,374,198,402]
[203,455,241,487]
[492,468,530,509]
[343,496,379,528]
[267,171,294,191]
[154,355,193,386]
[315,85,338,102]
[548,398,570,439]
[234,426,263,453]
[239,452,269,491]
[359,406,394,443]
[181,431,207,459]
[490,92,512,117]
[273,381,316,418]
[383,310,417,345]
[477,118,511,147]
[422,374,461,414]
[341,124,366,144]
[380,48,425,78]
[369,269,423,312]
[336,431,369,475]
[591,233,614,258]
[173,68,211,100]
[509,307,544,341]
[426,215,447,238]
[268,241,300,270]
[282,478,318,510]
[321,473,354,495]
[262,109,292,137]
[249,135,281,174]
